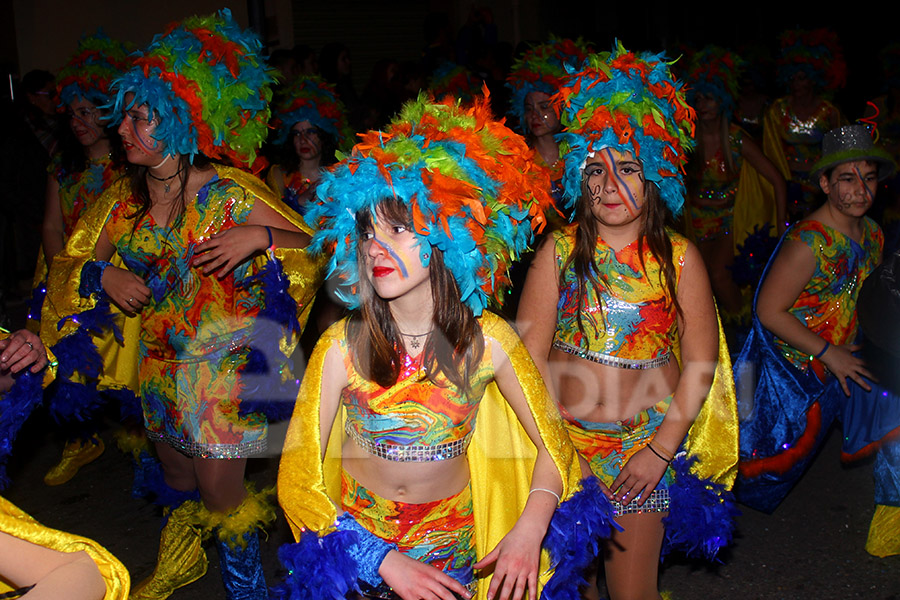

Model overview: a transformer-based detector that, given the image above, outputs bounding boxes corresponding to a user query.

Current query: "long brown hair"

[561,175,682,343]
[346,198,485,393]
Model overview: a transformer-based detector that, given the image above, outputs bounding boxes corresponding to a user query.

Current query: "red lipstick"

[372,266,393,278]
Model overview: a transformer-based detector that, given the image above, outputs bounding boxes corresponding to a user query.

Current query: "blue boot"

[215,530,267,600]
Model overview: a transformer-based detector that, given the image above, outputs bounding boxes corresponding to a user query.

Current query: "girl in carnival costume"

[735,124,900,555]
[505,37,591,217]
[275,94,617,600]
[0,330,130,600]
[763,29,846,222]
[267,76,354,219]
[29,32,140,488]
[40,9,324,600]
[684,46,787,321]
[518,45,740,600]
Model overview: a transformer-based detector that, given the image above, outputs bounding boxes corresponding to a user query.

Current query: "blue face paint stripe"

[852,165,874,202]
[602,148,640,213]
[132,116,159,153]
[372,234,409,277]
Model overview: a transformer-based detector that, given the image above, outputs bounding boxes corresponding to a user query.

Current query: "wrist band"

[529,487,561,505]
[646,443,671,464]
[265,226,273,249]
[813,341,830,360]
[78,261,112,298]
[648,439,674,462]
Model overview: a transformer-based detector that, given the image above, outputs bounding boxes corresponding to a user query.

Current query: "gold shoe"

[130,501,209,600]
[43,436,105,486]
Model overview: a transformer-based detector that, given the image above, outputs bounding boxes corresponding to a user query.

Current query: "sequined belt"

[552,339,671,370]
[613,487,670,516]
[345,422,471,462]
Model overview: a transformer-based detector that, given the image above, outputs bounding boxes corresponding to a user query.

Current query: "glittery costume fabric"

[340,336,490,449]
[341,471,475,588]
[102,175,268,457]
[774,218,882,369]
[561,397,675,515]
[266,168,316,219]
[553,226,686,361]
[52,154,124,237]
[0,496,130,598]
[277,312,585,600]
[735,224,890,513]
[688,125,744,242]
[763,97,844,215]
[41,165,325,459]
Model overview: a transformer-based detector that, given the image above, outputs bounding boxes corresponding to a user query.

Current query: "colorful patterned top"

[693,124,745,206]
[339,328,493,452]
[275,170,317,218]
[48,154,124,239]
[775,218,883,368]
[553,226,687,363]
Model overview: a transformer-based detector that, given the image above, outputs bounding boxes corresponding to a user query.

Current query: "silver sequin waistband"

[552,339,671,370]
[613,487,670,516]
[345,422,471,462]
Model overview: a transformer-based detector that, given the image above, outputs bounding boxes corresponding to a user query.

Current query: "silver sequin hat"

[810,124,896,183]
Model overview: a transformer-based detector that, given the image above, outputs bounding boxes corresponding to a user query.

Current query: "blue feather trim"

[661,455,740,561]
[730,224,778,288]
[0,370,45,489]
[103,387,142,422]
[46,302,124,424]
[141,458,200,508]
[541,478,621,600]
[236,257,301,423]
[271,529,361,600]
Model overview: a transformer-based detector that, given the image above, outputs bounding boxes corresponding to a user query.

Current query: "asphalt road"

[4,413,897,600]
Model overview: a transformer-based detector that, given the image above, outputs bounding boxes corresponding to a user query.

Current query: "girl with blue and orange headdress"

[763,29,847,222]
[517,43,739,599]
[275,94,617,600]
[267,76,354,218]
[505,37,591,214]
[40,9,324,600]
[684,46,787,323]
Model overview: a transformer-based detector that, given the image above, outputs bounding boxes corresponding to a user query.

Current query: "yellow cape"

[277,312,583,600]
[0,496,129,598]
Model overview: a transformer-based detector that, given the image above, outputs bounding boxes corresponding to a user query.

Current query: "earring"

[423,252,430,259]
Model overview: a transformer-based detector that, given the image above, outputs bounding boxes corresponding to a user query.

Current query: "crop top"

[553,225,687,369]
[338,321,495,461]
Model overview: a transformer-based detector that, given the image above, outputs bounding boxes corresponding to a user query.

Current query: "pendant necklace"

[399,330,432,350]
[147,166,184,194]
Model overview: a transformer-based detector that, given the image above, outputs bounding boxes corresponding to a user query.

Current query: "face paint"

[131,112,159,154]
[597,148,641,216]
[369,222,415,278]
[852,165,874,204]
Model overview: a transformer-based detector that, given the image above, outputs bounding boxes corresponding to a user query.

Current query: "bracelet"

[646,443,672,464]
[264,226,273,249]
[648,439,674,462]
[529,487,561,505]
[78,261,112,298]
[813,341,830,360]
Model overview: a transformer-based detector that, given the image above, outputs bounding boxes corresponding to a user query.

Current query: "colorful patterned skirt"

[341,470,476,598]
[690,203,734,243]
[140,347,267,459]
[562,396,674,516]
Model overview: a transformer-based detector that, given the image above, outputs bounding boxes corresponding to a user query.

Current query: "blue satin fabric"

[875,440,900,506]
[216,531,267,600]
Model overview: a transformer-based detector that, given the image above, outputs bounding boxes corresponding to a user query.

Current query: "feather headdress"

[505,37,591,133]
[429,61,483,105]
[107,8,274,168]
[686,46,744,120]
[57,31,131,108]
[306,93,553,315]
[555,42,696,216]
[776,28,847,92]
[270,75,353,148]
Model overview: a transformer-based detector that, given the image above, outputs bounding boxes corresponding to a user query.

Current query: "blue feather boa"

[271,529,360,600]
[0,370,45,488]
[236,256,301,422]
[661,454,740,561]
[541,477,621,600]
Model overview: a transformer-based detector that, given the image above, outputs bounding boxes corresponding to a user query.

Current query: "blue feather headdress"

[305,93,553,316]
[106,8,275,169]
[270,75,353,148]
[57,31,131,109]
[686,46,744,121]
[555,42,696,217]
